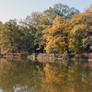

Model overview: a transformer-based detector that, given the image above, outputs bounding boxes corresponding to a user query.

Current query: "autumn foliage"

[0,3,92,55]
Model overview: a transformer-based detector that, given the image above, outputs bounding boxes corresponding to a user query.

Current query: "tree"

[68,13,92,54]
[44,3,79,20]
[42,16,69,54]
[19,3,79,53]
[85,4,92,13]
[0,20,34,54]
[0,20,19,54]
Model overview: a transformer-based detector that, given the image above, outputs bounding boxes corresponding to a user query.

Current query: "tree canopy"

[0,3,92,55]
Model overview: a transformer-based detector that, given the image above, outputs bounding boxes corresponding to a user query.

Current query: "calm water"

[0,58,92,92]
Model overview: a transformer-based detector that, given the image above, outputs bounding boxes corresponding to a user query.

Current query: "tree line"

[0,3,92,55]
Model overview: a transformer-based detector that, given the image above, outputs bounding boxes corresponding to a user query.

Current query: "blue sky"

[0,0,92,23]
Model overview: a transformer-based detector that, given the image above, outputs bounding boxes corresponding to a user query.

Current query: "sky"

[0,0,92,23]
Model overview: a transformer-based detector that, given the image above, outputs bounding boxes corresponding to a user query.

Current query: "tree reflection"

[0,59,41,92]
[42,61,92,92]
[0,59,92,92]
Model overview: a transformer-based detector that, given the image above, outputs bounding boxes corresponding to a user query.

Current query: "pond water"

[0,58,92,92]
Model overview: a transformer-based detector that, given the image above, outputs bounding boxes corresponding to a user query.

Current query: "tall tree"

[69,13,92,54]
[42,16,69,54]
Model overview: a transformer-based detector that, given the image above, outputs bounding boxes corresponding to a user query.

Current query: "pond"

[0,58,92,92]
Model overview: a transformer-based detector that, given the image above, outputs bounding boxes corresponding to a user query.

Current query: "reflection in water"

[0,58,41,92]
[0,58,92,92]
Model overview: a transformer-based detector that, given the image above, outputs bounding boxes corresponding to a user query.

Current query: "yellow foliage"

[70,24,87,34]
[42,64,65,92]
[42,16,68,53]
[85,4,92,13]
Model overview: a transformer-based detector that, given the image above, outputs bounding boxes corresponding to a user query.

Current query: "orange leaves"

[42,10,92,54]
[42,64,64,92]
[85,4,92,13]
[53,16,62,25]
[70,24,87,34]
[42,16,68,53]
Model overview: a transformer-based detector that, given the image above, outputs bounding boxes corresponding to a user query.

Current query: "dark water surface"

[0,58,92,92]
